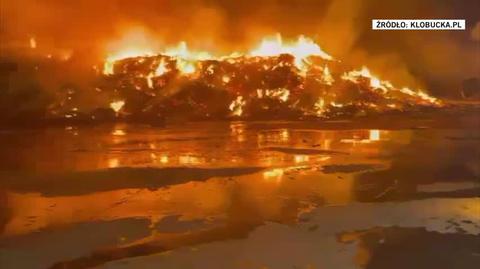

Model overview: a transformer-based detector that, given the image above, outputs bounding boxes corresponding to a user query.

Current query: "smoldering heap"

[47,35,443,124]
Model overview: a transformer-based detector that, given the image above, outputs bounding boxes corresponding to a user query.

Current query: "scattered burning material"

[11,34,443,125]
[91,34,442,121]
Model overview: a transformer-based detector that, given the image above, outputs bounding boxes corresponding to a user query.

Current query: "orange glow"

[29,37,37,49]
[110,100,125,113]
[263,168,284,181]
[341,66,440,106]
[369,129,380,141]
[229,96,246,116]
[250,34,333,73]
[100,32,442,116]
[154,58,168,76]
[103,28,157,75]
[314,98,326,116]
[342,66,391,93]
[103,33,333,76]
[321,65,334,85]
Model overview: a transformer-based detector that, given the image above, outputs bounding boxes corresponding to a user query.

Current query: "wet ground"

[0,121,479,268]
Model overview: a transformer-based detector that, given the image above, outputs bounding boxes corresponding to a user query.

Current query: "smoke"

[471,21,480,41]
[0,0,478,98]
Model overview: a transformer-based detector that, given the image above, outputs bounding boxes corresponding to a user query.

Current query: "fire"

[103,33,333,76]
[98,32,442,120]
[341,66,391,93]
[164,41,213,61]
[258,88,291,102]
[110,100,125,113]
[222,75,231,84]
[103,28,158,75]
[163,42,212,75]
[229,96,246,116]
[321,65,334,85]
[399,87,440,105]
[314,98,326,116]
[250,34,333,73]
[342,66,441,105]
[155,58,168,76]
[146,73,155,88]
[176,59,196,75]
[104,48,154,75]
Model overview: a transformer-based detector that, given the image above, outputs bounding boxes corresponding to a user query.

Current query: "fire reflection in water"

[230,122,247,142]
[108,158,119,168]
[294,155,310,163]
[179,155,205,165]
[263,168,285,182]
[369,129,380,141]
[341,129,388,144]
[112,129,126,136]
[0,124,407,239]
[159,155,169,164]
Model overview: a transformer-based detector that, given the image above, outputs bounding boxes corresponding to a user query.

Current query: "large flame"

[341,66,392,93]
[341,66,441,105]
[104,48,154,75]
[98,33,442,119]
[102,33,333,76]
[249,34,333,73]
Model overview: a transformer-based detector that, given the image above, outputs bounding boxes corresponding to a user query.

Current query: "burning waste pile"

[48,34,443,124]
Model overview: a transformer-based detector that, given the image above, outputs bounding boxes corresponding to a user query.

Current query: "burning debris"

[3,34,444,125]
[91,34,441,121]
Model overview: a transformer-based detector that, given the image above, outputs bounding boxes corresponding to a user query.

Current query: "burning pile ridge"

[49,35,442,123]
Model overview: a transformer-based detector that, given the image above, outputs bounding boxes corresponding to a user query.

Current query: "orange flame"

[110,100,125,113]
[250,34,333,74]
[229,96,246,116]
[103,33,333,76]
[101,32,441,117]
[154,58,168,76]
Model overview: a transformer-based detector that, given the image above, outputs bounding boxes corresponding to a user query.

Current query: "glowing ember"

[146,73,155,88]
[259,88,291,102]
[222,75,231,83]
[155,58,168,76]
[314,98,326,116]
[110,100,125,113]
[229,96,246,116]
[176,59,196,75]
[321,65,334,85]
